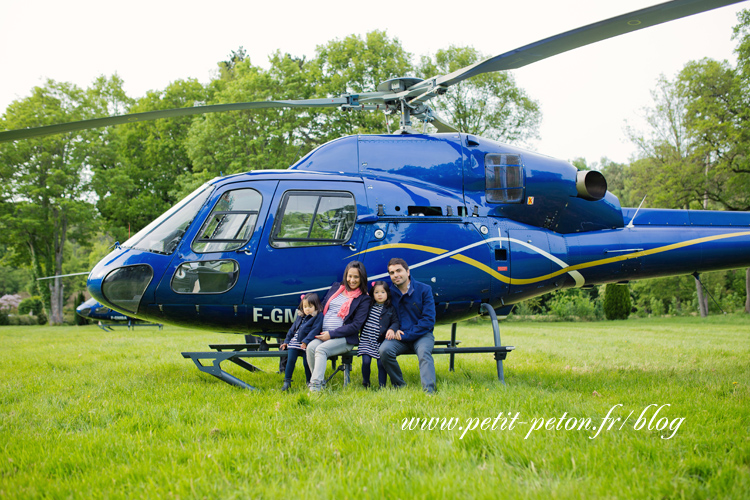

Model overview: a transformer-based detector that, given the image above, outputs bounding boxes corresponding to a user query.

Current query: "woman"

[306,261,371,392]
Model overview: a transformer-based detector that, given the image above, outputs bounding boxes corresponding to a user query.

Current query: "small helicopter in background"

[2,0,749,377]
[75,297,163,331]
[76,297,131,323]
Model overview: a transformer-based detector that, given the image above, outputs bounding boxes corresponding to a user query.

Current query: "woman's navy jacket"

[321,282,372,345]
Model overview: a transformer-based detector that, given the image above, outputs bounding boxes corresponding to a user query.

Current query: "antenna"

[626,195,647,228]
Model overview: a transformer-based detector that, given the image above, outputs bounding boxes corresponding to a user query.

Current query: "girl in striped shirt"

[359,281,399,388]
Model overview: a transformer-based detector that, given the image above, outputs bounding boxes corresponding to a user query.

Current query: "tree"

[89,78,206,239]
[626,10,750,315]
[626,74,703,210]
[418,46,541,145]
[598,158,641,208]
[736,8,750,313]
[308,31,414,139]
[0,244,32,295]
[603,283,632,320]
[73,290,88,325]
[0,79,96,324]
[679,58,750,211]
[182,56,311,196]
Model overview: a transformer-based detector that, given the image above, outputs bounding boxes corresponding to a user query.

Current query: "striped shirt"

[322,293,347,333]
[358,303,383,358]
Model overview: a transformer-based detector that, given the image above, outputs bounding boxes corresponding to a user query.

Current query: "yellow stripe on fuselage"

[353,230,750,286]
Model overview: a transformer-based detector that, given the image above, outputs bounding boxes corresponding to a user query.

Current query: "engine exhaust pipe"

[576,170,607,201]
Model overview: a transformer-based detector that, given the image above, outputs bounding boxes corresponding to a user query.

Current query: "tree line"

[1,10,749,324]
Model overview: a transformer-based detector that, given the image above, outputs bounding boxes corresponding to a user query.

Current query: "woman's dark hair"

[342,261,368,294]
[301,292,322,312]
[369,280,392,307]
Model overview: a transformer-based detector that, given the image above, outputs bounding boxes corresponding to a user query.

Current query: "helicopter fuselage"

[86,133,750,335]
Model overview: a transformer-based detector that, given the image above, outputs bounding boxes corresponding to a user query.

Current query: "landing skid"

[96,320,163,331]
[181,304,514,390]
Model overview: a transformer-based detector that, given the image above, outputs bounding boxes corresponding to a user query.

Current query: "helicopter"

[75,297,163,331]
[76,297,131,323]
[1,0,749,343]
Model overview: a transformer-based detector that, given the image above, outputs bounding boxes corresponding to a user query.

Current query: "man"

[379,257,437,393]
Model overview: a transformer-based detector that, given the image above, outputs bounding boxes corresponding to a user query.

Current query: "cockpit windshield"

[123,184,214,254]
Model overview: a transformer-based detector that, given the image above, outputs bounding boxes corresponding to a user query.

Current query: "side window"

[485,154,524,203]
[171,260,239,294]
[271,191,356,248]
[192,189,262,253]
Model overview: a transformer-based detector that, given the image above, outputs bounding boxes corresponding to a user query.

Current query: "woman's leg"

[306,339,323,383]
[308,338,353,390]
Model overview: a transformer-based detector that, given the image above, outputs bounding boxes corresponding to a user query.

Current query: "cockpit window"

[123,184,213,254]
[485,154,524,203]
[192,189,262,253]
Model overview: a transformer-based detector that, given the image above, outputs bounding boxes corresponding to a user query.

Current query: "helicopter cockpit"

[123,183,214,255]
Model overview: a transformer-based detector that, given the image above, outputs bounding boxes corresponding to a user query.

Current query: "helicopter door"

[152,181,277,330]
[245,180,367,330]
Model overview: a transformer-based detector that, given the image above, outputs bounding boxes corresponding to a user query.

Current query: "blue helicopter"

[2,0,749,362]
[75,297,163,331]
[76,297,131,322]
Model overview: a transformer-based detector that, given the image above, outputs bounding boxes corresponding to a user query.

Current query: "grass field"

[1,316,749,499]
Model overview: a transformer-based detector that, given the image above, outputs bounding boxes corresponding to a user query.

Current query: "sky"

[1,0,747,167]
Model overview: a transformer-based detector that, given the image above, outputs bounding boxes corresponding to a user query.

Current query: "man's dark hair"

[387,257,409,272]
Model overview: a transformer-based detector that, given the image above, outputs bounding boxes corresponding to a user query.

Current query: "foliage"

[90,78,205,240]
[309,31,413,138]
[74,291,88,326]
[679,58,750,211]
[603,283,632,320]
[626,74,702,210]
[418,46,541,145]
[598,158,641,208]
[182,55,314,197]
[0,245,32,295]
[0,79,97,324]
[626,12,750,213]
[7,314,40,326]
[511,296,542,316]
[545,288,602,321]
[631,275,696,317]
[18,296,43,316]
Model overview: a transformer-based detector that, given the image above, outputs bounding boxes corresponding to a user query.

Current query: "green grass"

[1,316,749,499]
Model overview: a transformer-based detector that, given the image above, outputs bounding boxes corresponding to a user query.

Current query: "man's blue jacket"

[390,279,436,342]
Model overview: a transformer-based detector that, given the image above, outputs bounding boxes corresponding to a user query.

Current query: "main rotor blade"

[414,0,746,92]
[430,115,459,133]
[0,98,349,143]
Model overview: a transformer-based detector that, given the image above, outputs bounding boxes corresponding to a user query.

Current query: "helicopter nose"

[93,264,153,315]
